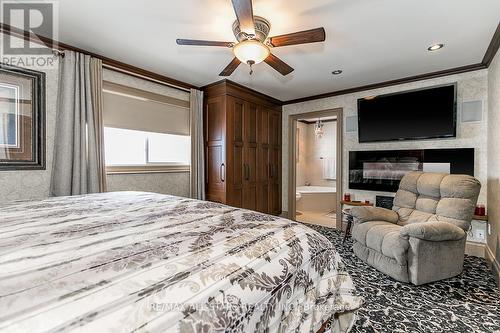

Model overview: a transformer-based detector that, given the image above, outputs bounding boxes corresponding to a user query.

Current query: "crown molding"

[482,22,500,67]
[283,63,486,105]
[202,79,283,106]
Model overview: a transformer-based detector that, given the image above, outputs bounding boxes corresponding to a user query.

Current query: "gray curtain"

[90,58,107,192]
[190,89,205,200]
[50,51,106,196]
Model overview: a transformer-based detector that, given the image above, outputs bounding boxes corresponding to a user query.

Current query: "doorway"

[288,108,343,229]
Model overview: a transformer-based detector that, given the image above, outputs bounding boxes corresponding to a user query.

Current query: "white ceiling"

[52,0,500,101]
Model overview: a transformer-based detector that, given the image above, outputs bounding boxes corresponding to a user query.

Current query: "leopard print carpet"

[311,225,500,333]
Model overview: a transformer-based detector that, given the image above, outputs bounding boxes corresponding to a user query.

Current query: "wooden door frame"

[287,108,343,229]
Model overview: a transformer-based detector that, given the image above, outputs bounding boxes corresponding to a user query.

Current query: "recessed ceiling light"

[332,70,343,75]
[427,43,444,51]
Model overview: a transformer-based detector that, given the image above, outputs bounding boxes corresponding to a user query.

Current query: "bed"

[0,191,361,332]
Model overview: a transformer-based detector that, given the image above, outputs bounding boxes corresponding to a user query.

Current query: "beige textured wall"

[283,69,488,212]
[487,50,500,273]
[106,172,190,197]
[102,70,191,197]
[0,33,60,201]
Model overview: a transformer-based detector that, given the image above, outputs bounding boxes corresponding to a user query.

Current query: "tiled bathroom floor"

[296,211,336,228]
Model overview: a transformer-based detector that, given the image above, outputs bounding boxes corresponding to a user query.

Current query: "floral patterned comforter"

[0,191,361,333]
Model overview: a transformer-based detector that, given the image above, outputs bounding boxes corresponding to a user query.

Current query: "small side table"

[472,214,488,222]
[340,200,374,244]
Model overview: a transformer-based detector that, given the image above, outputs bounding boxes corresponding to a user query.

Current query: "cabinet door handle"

[220,163,225,182]
[268,163,272,179]
[244,164,249,181]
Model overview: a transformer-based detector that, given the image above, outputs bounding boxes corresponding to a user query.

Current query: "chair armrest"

[400,222,465,241]
[350,206,399,224]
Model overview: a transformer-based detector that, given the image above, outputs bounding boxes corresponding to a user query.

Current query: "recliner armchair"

[350,171,481,285]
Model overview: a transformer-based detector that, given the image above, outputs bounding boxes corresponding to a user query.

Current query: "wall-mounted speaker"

[346,115,358,132]
[461,100,483,123]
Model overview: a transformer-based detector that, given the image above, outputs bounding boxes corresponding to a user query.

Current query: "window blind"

[102,81,190,136]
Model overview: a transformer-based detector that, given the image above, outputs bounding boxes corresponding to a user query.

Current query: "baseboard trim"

[485,245,500,286]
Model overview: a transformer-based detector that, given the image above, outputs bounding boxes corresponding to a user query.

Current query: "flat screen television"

[357,84,457,143]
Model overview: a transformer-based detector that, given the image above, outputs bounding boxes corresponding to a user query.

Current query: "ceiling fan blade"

[219,57,241,76]
[231,0,255,36]
[264,53,294,76]
[268,28,326,47]
[176,39,234,47]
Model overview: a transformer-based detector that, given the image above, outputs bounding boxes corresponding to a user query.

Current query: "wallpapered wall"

[0,32,191,201]
[487,50,500,276]
[282,69,489,212]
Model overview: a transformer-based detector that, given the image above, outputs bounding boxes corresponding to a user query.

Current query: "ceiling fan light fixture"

[177,1,325,76]
[233,40,270,65]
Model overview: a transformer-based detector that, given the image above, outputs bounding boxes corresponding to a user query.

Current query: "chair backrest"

[392,171,481,230]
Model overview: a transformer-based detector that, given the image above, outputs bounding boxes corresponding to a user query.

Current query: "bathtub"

[296,186,336,194]
[296,185,337,213]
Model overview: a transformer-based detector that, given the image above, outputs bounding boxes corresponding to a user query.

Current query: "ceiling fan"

[176,0,326,76]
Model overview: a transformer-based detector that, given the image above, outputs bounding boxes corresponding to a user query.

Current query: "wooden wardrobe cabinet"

[203,80,282,216]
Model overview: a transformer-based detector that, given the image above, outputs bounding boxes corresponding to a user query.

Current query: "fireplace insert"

[349,148,474,192]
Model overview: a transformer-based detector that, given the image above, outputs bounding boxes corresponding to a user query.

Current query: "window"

[104,127,190,166]
[147,131,190,164]
[102,81,191,174]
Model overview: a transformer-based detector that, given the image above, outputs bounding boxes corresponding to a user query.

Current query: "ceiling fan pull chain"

[247,60,255,75]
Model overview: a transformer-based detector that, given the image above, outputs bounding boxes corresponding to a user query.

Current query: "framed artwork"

[0,64,45,170]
